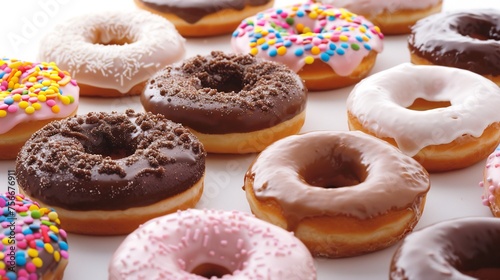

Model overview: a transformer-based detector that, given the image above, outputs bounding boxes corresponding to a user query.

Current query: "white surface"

[0,0,499,279]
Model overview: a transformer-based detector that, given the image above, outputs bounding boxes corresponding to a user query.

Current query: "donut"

[0,59,79,160]
[244,131,430,258]
[480,144,500,217]
[390,217,500,279]
[346,63,500,172]
[231,2,384,91]
[109,209,316,279]
[0,192,69,280]
[141,51,307,154]
[319,0,442,34]
[15,110,206,235]
[409,9,500,86]
[133,0,275,37]
[37,10,186,97]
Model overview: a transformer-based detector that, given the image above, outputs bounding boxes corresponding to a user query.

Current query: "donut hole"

[78,124,137,159]
[92,28,137,46]
[458,251,500,278]
[406,98,451,111]
[190,263,233,278]
[456,17,500,41]
[302,149,367,188]
[200,66,244,93]
[82,137,136,159]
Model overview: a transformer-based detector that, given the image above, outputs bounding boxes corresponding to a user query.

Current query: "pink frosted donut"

[109,209,316,279]
[481,144,500,217]
[231,1,384,91]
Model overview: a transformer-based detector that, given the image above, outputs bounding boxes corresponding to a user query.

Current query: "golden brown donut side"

[348,111,500,172]
[134,0,275,37]
[368,1,442,34]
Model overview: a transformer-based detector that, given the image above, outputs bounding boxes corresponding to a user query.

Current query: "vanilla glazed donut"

[38,10,185,97]
[231,2,384,91]
[347,63,500,172]
[141,51,307,154]
[409,9,500,86]
[16,110,205,235]
[390,217,500,279]
[244,131,430,258]
[0,193,69,280]
[109,209,316,280]
[480,144,500,217]
[319,0,442,34]
[0,59,79,160]
[133,0,275,37]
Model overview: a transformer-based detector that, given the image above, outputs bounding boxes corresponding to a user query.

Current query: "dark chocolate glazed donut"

[390,217,500,280]
[135,0,272,24]
[141,51,307,135]
[16,110,206,211]
[408,9,500,77]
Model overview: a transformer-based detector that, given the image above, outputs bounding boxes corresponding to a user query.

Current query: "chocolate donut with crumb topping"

[16,110,206,235]
[141,51,307,154]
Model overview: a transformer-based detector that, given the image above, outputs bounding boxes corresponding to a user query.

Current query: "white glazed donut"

[109,209,316,279]
[38,10,185,97]
[347,63,500,172]
[319,0,443,34]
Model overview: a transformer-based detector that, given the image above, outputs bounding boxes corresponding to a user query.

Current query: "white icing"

[38,10,185,94]
[321,0,442,16]
[108,209,316,280]
[346,63,500,156]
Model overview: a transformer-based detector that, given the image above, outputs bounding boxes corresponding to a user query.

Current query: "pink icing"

[482,146,500,215]
[231,1,384,76]
[0,59,79,134]
[109,209,316,280]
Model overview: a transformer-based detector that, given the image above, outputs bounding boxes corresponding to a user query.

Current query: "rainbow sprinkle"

[232,2,384,68]
[0,193,68,280]
[0,59,77,118]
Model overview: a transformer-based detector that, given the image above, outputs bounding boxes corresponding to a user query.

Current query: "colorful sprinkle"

[0,59,78,134]
[0,193,69,279]
[232,2,384,72]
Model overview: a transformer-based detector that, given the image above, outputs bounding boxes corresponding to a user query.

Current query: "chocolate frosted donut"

[16,110,206,235]
[141,51,307,154]
[409,9,500,85]
[390,217,500,279]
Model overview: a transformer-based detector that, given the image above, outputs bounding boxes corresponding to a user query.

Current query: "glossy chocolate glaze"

[137,0,272,23]
[409,10,500,76]
[246,131,430,230]
[141,51,307,134]
[16,110,206,211]
[390,217,500,280]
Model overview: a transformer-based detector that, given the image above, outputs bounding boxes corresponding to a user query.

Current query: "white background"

[0,0,499,279]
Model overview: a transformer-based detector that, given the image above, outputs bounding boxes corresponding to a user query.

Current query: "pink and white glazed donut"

[0,59,79,160]
[319,0,443,34]
[481,144,500,217]
[109,209,316,280]
[38,10,185,97]
[231,1,384,91]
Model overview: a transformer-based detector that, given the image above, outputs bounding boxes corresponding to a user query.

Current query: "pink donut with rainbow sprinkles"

[109,209,316,279]
[231,1,384,91]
